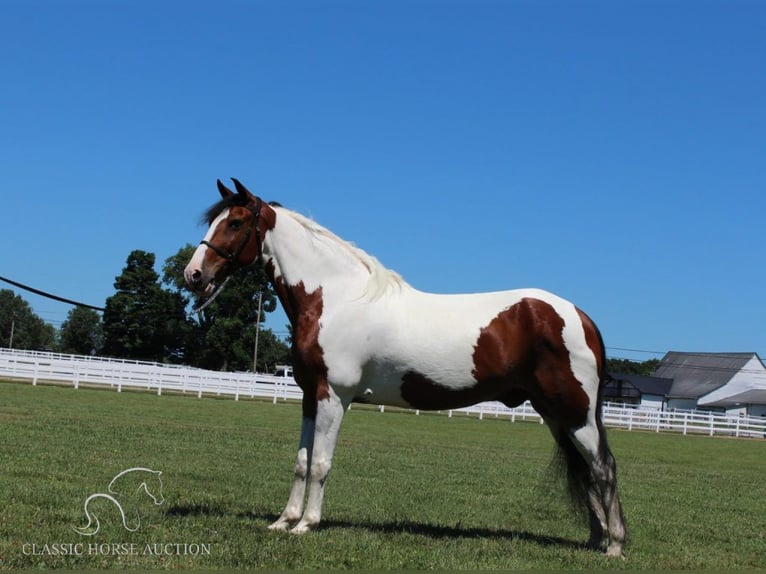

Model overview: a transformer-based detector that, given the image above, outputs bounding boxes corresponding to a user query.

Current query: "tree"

[0,289,56,350]
[163,244,290,371]
[606,358,660,376]
[102,250,188,362]
[58,307,103,355]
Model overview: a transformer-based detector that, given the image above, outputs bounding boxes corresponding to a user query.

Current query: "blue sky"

[1,0,764,362]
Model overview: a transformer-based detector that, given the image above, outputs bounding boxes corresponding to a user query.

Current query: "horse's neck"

[264,211,370,299]
[109,473,142,495]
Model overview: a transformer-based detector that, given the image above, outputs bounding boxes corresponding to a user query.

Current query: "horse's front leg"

[268,414,315,531]
[290,386,348,534]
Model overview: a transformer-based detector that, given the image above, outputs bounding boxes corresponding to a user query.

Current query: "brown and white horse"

[184,179,626,556]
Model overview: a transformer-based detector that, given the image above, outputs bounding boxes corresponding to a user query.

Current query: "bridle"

[200,197,264,269]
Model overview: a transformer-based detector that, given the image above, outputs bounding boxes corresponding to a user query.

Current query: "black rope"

[0,275,105,312]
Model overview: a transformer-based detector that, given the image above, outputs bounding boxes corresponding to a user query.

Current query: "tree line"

[1,245,290,373]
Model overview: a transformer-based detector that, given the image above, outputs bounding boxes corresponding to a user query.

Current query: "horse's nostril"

[191,270,202,281]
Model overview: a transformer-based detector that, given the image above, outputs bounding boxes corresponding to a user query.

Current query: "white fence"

[453,400,766,439]
[2,348,765,439]
[0,347,301,403]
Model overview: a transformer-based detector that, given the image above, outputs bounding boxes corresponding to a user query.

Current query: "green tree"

[0,289,56,350]
[58,307,103,355]
[163,244,290,371]
[102,250,188,362]
[606,358,660,376]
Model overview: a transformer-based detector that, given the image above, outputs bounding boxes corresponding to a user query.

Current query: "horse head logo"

[73,467,164,536]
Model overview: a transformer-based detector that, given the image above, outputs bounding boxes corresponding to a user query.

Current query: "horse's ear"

[217,179,235,198]
[231,178,252,198]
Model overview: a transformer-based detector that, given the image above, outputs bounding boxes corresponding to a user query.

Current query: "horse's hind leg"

[570,421,627,557]
[547,421,608,550]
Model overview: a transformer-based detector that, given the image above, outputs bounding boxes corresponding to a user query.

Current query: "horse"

[183,179,627,557]
[74,467,164,536]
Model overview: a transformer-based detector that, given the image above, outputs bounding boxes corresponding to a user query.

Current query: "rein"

[200,197,264,268]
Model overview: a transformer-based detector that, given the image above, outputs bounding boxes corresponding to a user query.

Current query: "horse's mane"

[276,207,407,299]
[202,197,282,225]
[202,197,407,298]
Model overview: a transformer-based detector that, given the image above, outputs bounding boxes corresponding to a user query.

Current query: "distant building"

[653,352,766,416]
[604,373,673,410]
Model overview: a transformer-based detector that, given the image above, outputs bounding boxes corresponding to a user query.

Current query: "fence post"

[683,413,688,435]
[709,412,714,437]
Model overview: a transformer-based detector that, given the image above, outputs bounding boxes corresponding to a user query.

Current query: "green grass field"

[1,380,764,570]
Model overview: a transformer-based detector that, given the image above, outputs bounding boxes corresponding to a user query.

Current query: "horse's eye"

[229,219,243,231]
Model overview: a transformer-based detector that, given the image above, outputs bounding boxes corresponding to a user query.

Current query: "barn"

[653,352,766,416]
[604,373,673,410]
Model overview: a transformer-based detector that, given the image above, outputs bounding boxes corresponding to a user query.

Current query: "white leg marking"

[269,417,315,531]
[290,388,349,534]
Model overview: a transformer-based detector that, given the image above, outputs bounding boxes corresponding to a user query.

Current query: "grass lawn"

[1,380,764,570]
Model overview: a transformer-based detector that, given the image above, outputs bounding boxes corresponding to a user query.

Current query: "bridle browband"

[200,197,264,268]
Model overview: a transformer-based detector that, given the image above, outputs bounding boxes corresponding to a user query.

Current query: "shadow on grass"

[165,503,587,552]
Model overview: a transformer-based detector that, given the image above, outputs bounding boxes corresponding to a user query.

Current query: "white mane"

[275,207,407,300]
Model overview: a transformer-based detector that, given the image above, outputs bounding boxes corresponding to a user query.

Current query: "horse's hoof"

[289,521,315,535]
[268,519,291,531]
[605,544,625,559]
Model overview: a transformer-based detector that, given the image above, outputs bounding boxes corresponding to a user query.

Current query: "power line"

[607,346,666,356]
[0,275,105,312]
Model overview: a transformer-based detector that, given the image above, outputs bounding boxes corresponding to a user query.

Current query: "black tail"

[553,426,592,511]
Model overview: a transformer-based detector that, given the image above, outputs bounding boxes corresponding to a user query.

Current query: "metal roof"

[653,352,756,399]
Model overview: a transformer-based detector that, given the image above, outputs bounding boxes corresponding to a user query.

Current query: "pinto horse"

[184,179,626,557]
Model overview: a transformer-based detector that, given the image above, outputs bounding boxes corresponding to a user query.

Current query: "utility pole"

[252,291,263,373]
[8,312,16,349]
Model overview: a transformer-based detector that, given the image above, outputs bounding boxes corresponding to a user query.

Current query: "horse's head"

[184,179,273,304]
[142,470,165,506]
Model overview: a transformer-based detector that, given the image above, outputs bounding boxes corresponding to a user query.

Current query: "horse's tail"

[73,520,100,536]
[72,493,139,536]
[73,497,102,536]
[552,425,592,511]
